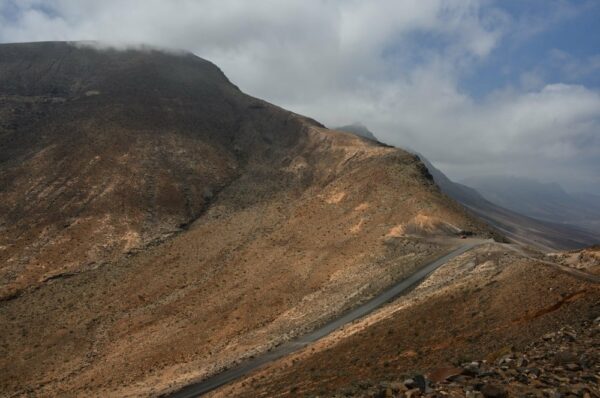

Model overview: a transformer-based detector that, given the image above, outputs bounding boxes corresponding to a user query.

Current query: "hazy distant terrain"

[425,163,600,251]
[462,175,600,235]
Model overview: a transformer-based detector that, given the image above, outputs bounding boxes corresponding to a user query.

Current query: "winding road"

[164,240,487,398]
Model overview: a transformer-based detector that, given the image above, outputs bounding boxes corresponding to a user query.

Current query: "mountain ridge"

[335,123,599,250]
[418,157,600,251]
[461,175,600,235]
[0,41,497,396]
[335,123,381,143]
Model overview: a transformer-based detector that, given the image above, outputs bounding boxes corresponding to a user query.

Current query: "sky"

[1,0,599,194]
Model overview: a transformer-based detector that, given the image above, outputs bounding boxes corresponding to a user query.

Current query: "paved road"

[164,240,485,398]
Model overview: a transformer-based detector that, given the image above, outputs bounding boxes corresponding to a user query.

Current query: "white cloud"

[0,0,598,193]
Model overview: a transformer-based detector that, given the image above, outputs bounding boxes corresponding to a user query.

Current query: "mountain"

[573,192,600,233]
[574,192,600,208]
[461,175,600,234]
[0,42,495,397]
[335,122,381,142]
[335,122,599,251]
[420,158,600,251]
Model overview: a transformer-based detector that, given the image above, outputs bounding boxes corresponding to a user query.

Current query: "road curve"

[163,240,486,398]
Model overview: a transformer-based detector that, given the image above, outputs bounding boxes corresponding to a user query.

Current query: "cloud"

[549,49,600,81]
[0,0,598,193]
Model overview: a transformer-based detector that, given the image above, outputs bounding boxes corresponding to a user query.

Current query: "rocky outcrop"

[333,317,599,397]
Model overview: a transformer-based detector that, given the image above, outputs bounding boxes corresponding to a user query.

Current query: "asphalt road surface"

[164,240,485,398]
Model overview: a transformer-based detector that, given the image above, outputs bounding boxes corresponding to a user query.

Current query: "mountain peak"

[335,122,380,142]
[0,41,232,98]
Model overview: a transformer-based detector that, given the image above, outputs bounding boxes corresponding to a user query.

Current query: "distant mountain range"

[461,175,600,235]
[421,160,600,251]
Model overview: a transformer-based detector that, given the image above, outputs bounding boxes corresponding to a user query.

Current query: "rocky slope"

[549,246,600,275]
[0,42,497,397]
[327,318,600,397]
[212,242,600,397]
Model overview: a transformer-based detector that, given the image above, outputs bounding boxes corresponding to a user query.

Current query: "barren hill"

[213,242,600,397]
[0,42,498,396]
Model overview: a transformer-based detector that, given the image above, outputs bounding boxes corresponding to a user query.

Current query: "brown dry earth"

[310,319,600,397]
[548,246,600,275]
[0,42,496,397]
[212,243,600,397]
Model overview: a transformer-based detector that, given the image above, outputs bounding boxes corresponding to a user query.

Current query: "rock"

[358,380,373,390]
[558,384,572,395]
[515,373,529,384]
[429,367,463,383]
[527,367,542,378]
[389,382,405,393]
[404,388,421,398]
[552,374,570,384]
[505,368,518,377]
[466,391,483,398]
[334,320,598,398]
[385,386,394,398]
[569,383,589,395]
[413,374,428,393]
[543,332,556,341]
[564,363,581,371]
[516,357,529,367]
[497,355,514,366]
[563,331,577,342]
[581,374,597,383]
[543,389,561,398]
[463,362,481,376]
[554,351,578,365]
[539,375,558,386]
[473,382,485,392]
[579,353,595,368]
[480,384,507,398]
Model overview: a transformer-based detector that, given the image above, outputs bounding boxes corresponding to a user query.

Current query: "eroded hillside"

[212,242,600,397]
[0,42,497,397]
